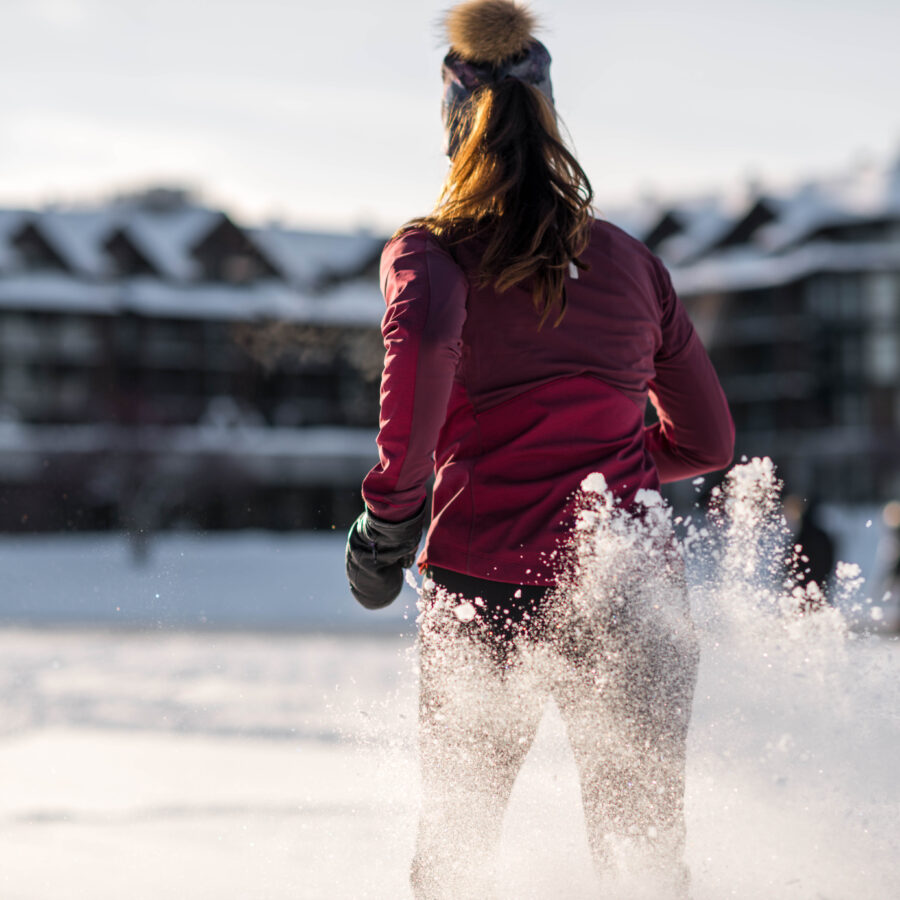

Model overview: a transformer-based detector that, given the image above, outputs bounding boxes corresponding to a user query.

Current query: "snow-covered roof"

[0,272,384,326]
[115,206,222,282]
[749,166,900,253]
[0,195,390,295]
[36,209,120,278]
[251,226,383,289]
[0,210,29,272]
[0,192,389,323]
[645,152,900,292]
[1,152,898,314]
[652,197,734,264]
[671,240,900,295]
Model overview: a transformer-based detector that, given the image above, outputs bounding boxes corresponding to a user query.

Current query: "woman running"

[345,2,734,897]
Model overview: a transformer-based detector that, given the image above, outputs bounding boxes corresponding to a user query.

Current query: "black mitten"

[345,505,426,610]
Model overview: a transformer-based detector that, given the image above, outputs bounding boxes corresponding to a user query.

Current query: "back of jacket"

[362,220,734,585]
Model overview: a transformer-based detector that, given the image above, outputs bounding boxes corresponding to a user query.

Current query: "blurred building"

[1,155,898,534]
[0,188,386,532]
[622,154,900,505]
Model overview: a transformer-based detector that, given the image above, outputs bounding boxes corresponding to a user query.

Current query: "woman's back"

[345,7,730,895]
[454,217,672,407]
[362,218,734,584]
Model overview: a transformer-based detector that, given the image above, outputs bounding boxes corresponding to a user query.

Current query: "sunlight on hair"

[405,79,593,329]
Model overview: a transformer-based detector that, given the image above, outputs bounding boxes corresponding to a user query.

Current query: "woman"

[345,2,734,897]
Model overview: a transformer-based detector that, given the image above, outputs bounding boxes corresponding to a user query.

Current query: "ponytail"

[406,77,593,328]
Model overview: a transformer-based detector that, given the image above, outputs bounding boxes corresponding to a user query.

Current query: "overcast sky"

[2,0,898,230]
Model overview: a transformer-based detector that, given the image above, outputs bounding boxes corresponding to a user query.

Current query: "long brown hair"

[406,77,593,328]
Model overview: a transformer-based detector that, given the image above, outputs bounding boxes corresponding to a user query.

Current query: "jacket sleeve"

[643,258,735,483]
[361,229,468,522]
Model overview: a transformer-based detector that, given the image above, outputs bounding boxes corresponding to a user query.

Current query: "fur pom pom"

[444,0,537,64]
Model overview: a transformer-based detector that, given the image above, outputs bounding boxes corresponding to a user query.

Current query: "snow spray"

[356,458,898,899]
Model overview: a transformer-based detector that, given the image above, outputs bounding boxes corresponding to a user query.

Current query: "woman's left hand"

[345,506,426,609]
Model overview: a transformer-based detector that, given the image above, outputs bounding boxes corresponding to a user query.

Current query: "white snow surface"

[0,531,412,630]
[1,465,899,899]
[0,622,896,897]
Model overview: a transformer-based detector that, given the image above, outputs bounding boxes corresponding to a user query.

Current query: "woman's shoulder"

[587,216,656,260]
[382,224,461,267]
[380,224,468,292]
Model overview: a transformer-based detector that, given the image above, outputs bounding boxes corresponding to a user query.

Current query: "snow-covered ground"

[0,482,898,899]
[0,532,416,631]
[0,625,896,899]
[0,497,893,631]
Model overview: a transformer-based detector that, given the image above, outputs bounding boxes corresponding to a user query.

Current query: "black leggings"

[412,564,698,899]
[425,566,548,653]
[426,566,549,611]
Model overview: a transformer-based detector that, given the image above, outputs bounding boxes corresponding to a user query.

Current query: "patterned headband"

[441,39,554,157]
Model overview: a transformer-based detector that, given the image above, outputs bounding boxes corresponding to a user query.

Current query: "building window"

[837,275,861,319]
[805,276,838,319]
[866,273,898,320]
[58,316,100,359]
[865,332,900,384]
[837,392,868,428]
[1,312,44,355]
[840,339,861,377]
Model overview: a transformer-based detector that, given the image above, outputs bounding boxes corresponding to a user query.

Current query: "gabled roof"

[0,195,388,293]
[35,209,120,278]
[749,159,900,253]
[113,206,222,282]
[707,196,781,252]
[194,216,282,282]
[755,186,848,253]
[10,219,71,273]
[251,226,383,289]
[651,197,733,264]
[672,239,900,295]
[1,150,897,313]
[0,210,29,271]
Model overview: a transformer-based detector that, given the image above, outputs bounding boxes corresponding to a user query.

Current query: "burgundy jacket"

[362,220,734,585]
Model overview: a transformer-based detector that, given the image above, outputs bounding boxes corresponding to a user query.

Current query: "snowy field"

[0,625,897,900]
[0,480,898,900]
[0,532,414,632]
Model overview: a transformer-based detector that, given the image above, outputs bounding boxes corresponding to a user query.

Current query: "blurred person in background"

[875,500,900,631]
[345,2,733,897]
[784,495,836,611]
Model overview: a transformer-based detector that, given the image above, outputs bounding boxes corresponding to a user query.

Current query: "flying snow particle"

[835,561,862,580]
[454,601,477,623]
[406,570,421,590]
[581,472,608,494]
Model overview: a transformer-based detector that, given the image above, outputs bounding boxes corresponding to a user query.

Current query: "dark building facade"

[649,163,900,504]
[0,189,386,533]
[1,158,898,534]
